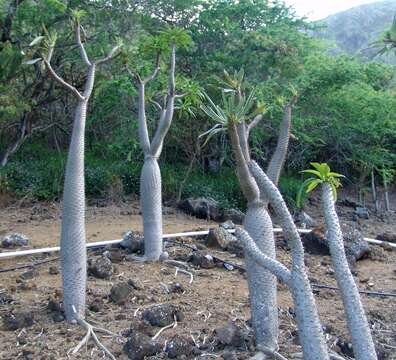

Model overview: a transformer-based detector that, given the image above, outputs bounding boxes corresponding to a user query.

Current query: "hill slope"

[316,0,396,61]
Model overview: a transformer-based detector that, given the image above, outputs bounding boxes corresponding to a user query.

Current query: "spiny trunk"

[248,160,329,360]
[289,270,329,360]
[244,201,278,351]
[267,104,292,186]
[322,183,377,360]
[228,123,278,349]
[61,99,88,322]
[140,156,163,261]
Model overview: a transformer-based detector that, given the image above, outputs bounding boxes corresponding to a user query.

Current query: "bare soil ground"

[0,199,395,360]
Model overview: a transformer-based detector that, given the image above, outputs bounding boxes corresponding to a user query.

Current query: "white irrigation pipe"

[0,228,394,260]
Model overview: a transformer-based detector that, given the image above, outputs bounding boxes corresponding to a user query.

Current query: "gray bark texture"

[244,202,278,351]
[131,45,176,261]
[266,101,294,186]
[61,99,89,321]
[228,121,278,351]
[248,160,329,360]
[140,156,163,261]
[321,183,377,360]
[45,24,119,322]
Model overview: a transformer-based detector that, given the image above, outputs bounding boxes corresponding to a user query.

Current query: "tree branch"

[228,121,260,203]
[75,21,91,66]
[235,227,292,286]
[43,59,84,100]
[247,114,263,137]
[142,52,160,84]
[96,45,121,65]
[149,44,176,157]
[266,104,292,186]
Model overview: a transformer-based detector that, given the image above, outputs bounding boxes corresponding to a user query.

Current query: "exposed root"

[152,315,177,340]
[67,307,117,359]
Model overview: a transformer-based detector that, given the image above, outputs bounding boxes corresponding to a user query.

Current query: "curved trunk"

[60,99,88,322]
[322,183,376,360]
[290,270,329,360]
[244,201,278,351]
[140,156,163,261]
[267,104,292,187]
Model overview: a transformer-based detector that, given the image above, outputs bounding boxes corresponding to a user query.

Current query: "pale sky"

[284,0,381,20]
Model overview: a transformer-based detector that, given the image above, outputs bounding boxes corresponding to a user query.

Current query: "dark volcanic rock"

[3,312,34,331]
[215,322,244,347]
[48,266,59,275]
[207,227,237,249]
[1,233,29,248]
[221,209,245,224]
[188,251,215,269]
[120,231,144,253]
[302,225,370,265]
[20,269,38,280]
[178,197,220,221]
[123,331,161,360]
[294,210,316,229]
[354,207,370,219]
[88,256,114,279]
[165,336,194,358]
[377,232,396,244]
[142,303,183,327]
[110,282,133,305]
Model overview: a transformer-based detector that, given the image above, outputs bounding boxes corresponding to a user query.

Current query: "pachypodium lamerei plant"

[237,160,330,360]
[201,70,279,352]
[126,29,190,261]
[301,163,377,360]
[36,11,120,358]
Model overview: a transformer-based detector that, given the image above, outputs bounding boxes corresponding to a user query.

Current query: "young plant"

[301,163,377,360]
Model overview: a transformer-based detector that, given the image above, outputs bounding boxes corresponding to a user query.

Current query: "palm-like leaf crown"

[297,163,344,206]
[199,69,264,146]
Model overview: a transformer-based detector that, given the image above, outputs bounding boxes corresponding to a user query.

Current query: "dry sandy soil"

[0,199,395,360]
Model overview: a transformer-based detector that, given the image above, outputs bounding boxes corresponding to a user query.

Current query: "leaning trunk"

[244,201,278,351]
[60,99,88,322]
[322,183,376,360]
[140,156,163,261]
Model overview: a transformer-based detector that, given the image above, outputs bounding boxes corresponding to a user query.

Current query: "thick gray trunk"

[244,202,278,351]
[60,99,88,322]
[322,183,377,360]
[140,156,163,261]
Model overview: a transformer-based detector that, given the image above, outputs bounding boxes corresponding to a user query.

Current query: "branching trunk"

[44,23,119,322]
[247,160,329,360]
[321,183,377,360]
[129,45,176,261]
